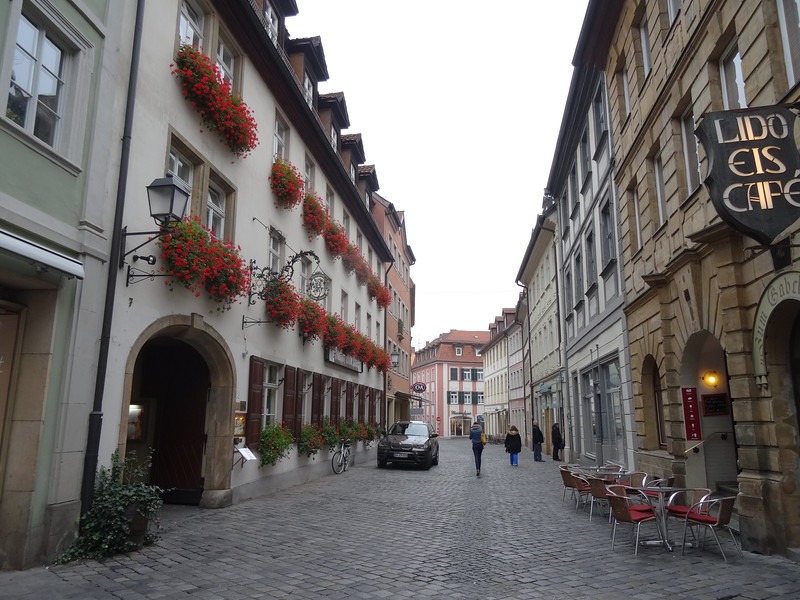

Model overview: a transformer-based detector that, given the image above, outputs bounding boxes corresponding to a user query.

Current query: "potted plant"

[58,450,163,562]
[263,279,301,329]
[297,424,325,459]
[258,423,295,466]
[172,44,258,158]
[297,297,327,342]
[301,192,329,238]
[269,157,304,209]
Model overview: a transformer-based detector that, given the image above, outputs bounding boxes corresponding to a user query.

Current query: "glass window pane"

[36,70,60,108]
[33,102,57,144]
[16,15,38,55]
[41,37,62,75]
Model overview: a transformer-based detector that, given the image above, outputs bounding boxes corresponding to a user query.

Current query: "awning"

[0,229,84,279]
[538,384,552,393]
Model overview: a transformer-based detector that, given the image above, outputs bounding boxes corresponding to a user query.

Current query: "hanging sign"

[681,387,702,441]
[695,104,800,244]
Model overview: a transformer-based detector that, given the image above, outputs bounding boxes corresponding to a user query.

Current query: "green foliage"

[337,420,354,441]
[320,418,339,452]
[58,450,163,563]
[297,424,324,459]
[259,423,295,466]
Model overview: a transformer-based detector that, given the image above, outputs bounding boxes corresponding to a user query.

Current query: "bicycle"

[331,438,352,474]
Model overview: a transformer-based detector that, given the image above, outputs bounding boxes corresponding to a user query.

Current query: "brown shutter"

[311,373,324,426]
[283,366,299,437]
[345,383,354,422]
[357,385,366,423]
[369,388,377,425]
[246,356,265,447]
[330,379,341,425]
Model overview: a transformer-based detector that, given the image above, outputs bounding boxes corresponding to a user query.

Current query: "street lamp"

[119,176,191,283]
[390,350,400,368]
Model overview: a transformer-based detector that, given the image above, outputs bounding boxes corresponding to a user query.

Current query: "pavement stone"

[1,439,799,599]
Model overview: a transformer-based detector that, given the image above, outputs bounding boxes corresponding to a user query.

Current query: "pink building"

[411,330,490,438]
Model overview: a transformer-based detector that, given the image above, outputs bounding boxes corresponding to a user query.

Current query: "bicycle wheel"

[332,450,345,474]
[342,449,350,472]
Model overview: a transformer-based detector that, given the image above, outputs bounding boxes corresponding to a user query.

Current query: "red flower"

[301,192,329,239]
[160,216,249,310]
[264,280,301,329]
[297,298,328,341]
[324,221,349,256]
[367,274,391,309]
[172,45,259,158]
[269,157,305,209]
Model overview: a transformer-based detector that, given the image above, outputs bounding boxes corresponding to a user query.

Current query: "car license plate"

[392,452,409,458]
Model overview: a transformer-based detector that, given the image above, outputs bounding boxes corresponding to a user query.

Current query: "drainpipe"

[80,0,146,514]
[382,260,395,428]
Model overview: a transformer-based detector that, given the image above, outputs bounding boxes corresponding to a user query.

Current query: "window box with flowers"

[323,220,350,256]
[269,157,305,209]
[297,298,327,342]
[160,216,249,311]
[297,424,325,459]
[172,45,258,158]
[259,423,295,467]
[302,192,328,238]
[264,280,301,329]
[367,274,391,309]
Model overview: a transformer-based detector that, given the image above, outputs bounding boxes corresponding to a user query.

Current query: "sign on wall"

[681,387,702,441]
[695,104,800,244]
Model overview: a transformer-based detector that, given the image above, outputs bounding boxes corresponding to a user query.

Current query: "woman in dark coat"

[551,423,564,461]
[504,425,522,466]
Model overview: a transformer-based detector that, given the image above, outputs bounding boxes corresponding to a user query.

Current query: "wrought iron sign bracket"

[743,238,796,270]
[247,250,328,306]
[126,255,171,287]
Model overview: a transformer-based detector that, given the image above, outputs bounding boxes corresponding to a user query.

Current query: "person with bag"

[551,422,564,461]
[469,422,485,476]
[504,425,522,466]
[531,420,545,462]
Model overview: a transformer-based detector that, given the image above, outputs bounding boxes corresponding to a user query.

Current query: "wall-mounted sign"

[411,382,427,393]
[702,393,730,417]
[325,348,362,372]
[695,104,800,244]
[681,387,702,441]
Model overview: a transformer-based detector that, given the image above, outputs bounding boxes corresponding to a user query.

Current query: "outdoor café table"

[628,486,689,551]
[575,467,630,483]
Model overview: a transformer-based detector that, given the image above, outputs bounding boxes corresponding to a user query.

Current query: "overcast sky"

[289,1,590,347]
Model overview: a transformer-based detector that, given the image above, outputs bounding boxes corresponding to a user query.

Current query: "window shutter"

[330,379,341,424]
[311,373,324,426]
[345,383,354,421]
[246,356,265,447]
[283,366,299,437]
[358,385,367,422]
[472,368,478,380]
[368,388,377,424]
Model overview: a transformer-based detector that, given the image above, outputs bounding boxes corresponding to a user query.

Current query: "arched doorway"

[680,331,738,491]
[135,338,208,504]
[122,315,236,509]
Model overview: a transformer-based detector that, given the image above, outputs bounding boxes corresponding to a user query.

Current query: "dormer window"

[330,126,338,151]
[264,1,279,44]
[303,72,313,107]
[349,163,356,183]
[455,346,463,356]
[179,1,204,49]
[365,191,370,208]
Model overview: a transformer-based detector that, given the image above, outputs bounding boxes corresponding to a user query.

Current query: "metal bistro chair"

[681,496,743,561]
[559,466,578,504]
[618,471,648,488]
[606,489,662,556]
[587,476,613,523]
[570,472,593,512]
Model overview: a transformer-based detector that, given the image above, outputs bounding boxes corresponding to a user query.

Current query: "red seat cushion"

[685,511,716,524]
[666,506,690,516]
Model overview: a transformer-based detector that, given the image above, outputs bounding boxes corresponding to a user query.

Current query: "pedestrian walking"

[504,425,522,466]
[531,420,545,462]
[469,422,485,476]
[551,422,564,461]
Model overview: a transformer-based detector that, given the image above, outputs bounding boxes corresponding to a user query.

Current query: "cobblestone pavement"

[2,439,800,599]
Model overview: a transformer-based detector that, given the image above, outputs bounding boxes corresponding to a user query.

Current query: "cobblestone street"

[2,439,799,599]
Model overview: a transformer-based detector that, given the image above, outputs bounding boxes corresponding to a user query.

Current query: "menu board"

[702,393,729,416]
[681,387,702,441]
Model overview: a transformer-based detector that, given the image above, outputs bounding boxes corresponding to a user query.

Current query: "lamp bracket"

[242,315,272,329]
[119,226,170,269]
[247,250,328,306]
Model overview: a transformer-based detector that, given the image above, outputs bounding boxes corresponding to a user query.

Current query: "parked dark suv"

[377,420,439,470]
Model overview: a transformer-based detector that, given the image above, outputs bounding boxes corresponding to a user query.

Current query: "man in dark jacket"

[551,423,564,461]
[532,421,545,462]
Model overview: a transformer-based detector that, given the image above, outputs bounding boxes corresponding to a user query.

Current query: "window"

[299,257,311,298]
[681,110,701,193]
[449,392,458,404]
[632,187,643,250]
[340,291,348,322]
[600,201,615,265]
[349,162,356,183]
[6,13,65,147]
[269,228,284,273]
[654,155,667,226]
[455,346,463,356]
[168,147,194,190]
[778,0,800,86]
[721,43,746,109]
[325,185,334,215]
[574,252,583,299]
[274,114,288,158]
[639,19,651,78]
[330,125,338,151]
[586,230,597,287]
[179,0,204,48]
[302,72,313,107]
[593,88,606,137]
[668,0,681,24]
[216,38,235,86]
[304,155,315,192]
[246,358,280,446]
[462,368,472,381]
[620,68,631,117]
[354,303,361,331]
[207,183,225,238]
[342,213,350,238]
[477,393,484,404]
[463,392,473,405]
[450,367,458,381]
[564,268,573,309]
[569,167,579,212]
[264,0,279,44]
[580,130,591,179]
